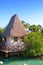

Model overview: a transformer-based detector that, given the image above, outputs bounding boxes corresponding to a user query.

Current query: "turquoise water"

[0,56,43,65]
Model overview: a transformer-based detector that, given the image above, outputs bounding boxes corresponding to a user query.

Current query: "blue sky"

[0,0,43,28]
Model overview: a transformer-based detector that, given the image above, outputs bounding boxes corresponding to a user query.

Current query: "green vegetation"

[22,21,30,29]
[22,21,43,57]
[23,32,43,57]
[0,28,5,42]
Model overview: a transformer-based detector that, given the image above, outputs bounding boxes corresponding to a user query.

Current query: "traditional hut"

[1,14,28,57]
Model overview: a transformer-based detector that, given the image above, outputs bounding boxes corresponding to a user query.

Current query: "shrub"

[23,32,43,57]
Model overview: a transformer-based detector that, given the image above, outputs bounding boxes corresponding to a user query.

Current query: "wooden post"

[5,53,8,58]
[5,46,8,58]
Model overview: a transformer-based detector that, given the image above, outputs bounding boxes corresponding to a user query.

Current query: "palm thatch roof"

[3,14,28,37]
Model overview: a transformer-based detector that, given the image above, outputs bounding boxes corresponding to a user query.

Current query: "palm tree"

[37,25,42,31]
[29,25,37,32]
[22,21,30,29]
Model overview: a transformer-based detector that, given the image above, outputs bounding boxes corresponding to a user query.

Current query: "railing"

[0,42,25,53]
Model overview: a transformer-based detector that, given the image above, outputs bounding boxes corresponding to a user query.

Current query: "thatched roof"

[3,14,28,37]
